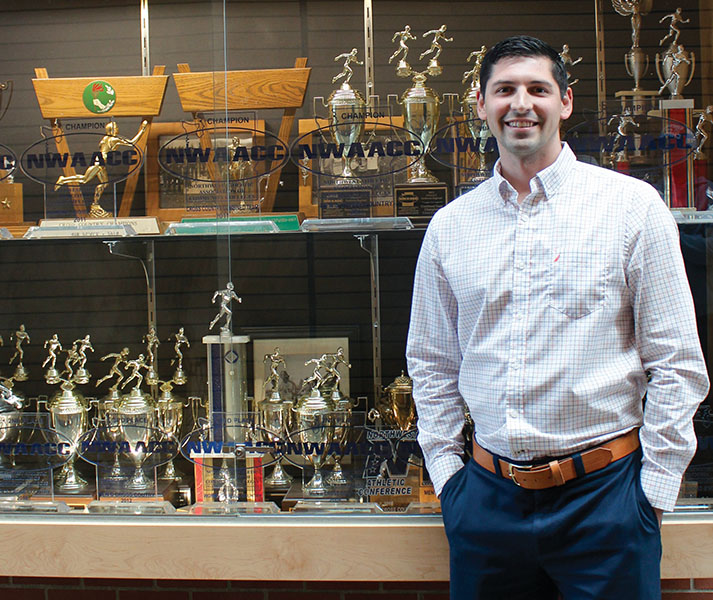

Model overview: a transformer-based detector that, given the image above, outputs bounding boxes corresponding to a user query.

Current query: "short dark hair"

[479,35,568,98]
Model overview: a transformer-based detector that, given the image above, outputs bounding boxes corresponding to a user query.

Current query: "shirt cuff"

[640,461,683,513]
[430,453,467,497]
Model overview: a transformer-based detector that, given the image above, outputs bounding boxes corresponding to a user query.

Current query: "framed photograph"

[253,337,350,404]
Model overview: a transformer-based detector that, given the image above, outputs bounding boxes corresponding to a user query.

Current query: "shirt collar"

[491,143,576,204]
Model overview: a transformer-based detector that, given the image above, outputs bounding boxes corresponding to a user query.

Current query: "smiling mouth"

[505,120,537,129]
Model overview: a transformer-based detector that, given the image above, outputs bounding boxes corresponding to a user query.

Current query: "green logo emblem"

[82,80,116,114]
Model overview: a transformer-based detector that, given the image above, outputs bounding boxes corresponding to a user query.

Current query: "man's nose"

[511,87,533,112]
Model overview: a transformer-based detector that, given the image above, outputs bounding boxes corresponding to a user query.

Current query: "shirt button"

[515,261,525,270]
[511,361,520,370]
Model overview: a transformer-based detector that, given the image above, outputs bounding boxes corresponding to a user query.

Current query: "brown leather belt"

[472,429,640,490]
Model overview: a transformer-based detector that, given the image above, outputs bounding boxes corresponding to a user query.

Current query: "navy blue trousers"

[440,449,662,600]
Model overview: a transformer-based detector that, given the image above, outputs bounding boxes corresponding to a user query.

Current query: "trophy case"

[0,0,711,586]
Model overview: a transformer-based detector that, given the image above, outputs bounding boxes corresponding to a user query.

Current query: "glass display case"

[0,0,712,584]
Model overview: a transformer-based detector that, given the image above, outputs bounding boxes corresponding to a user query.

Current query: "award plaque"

[394,183,448,222]
[318,187,373,219]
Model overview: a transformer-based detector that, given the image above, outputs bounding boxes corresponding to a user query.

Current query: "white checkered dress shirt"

[406,144,709,511]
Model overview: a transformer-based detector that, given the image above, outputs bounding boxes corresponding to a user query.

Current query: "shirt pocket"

[546,249,609,319]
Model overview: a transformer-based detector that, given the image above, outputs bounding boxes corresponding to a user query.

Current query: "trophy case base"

[394,183,448,224]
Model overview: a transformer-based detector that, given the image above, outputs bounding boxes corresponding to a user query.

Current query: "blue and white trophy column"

[203,282,250,444]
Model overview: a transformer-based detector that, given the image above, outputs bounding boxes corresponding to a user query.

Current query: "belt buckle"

[507,462,533,487]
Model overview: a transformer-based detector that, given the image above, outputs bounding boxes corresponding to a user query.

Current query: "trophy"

[70,334,94,385]
[312,347,353,486]
[170,327,190,385]
[54,119,149,218]
[144,326,160,385]
[42,352,92,494]
[0,81,13,125]
[323,48,366,185]
[656,9,694,99]
[461,45,491,186]
[117,353,156,490]
[209,282,241,335]
[292,356,337,496]
[694,106,713,159]
[612,0,653,92]
[95,346,130,480]
[8,324,29,382]
[0,377,23,412]
[326,394,354,487]
[42,334,63,384]
[0,377,23,467]
[559,44,582,87]
[392,24,451,184]
[293,387,335,496]
[155,380,185,482]
[96,397,124,481]
[606,108,640,166]
[259,348,293,491]
[204,283,250,425]
[369,372,416,431]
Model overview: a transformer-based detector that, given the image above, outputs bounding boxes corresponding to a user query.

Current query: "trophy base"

[396,60,411,78]
[73,368,90,385]
[326,461,350,486]
[105,456,124,481]
[427,59,442,77]
[146,368,159,386]
[126,466,154,491]
[12,365,28,382]
[160,459,183,482]
[44,369,60,385]
[264,462,293,492]
[55,464,90,494]
[173,368,187,386]
[88,202,112,219]
[302,468,329,497]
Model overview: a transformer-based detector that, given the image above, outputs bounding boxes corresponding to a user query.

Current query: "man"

[406,36,709,599]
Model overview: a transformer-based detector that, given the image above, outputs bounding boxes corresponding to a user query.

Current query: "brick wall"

[0,579,450,600]
[0,578,711,598]
[662,579,713,598]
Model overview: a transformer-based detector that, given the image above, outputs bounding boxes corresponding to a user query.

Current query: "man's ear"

[560,87,573,121]
[476,88,487,121]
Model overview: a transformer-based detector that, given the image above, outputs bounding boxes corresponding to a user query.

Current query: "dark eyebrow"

[491,79,554,89]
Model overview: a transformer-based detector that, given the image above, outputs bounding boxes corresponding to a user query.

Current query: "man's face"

[477,56,573,165]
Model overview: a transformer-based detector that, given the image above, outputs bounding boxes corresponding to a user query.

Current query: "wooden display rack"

[32,66,169,218]
[168,58,310,217]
